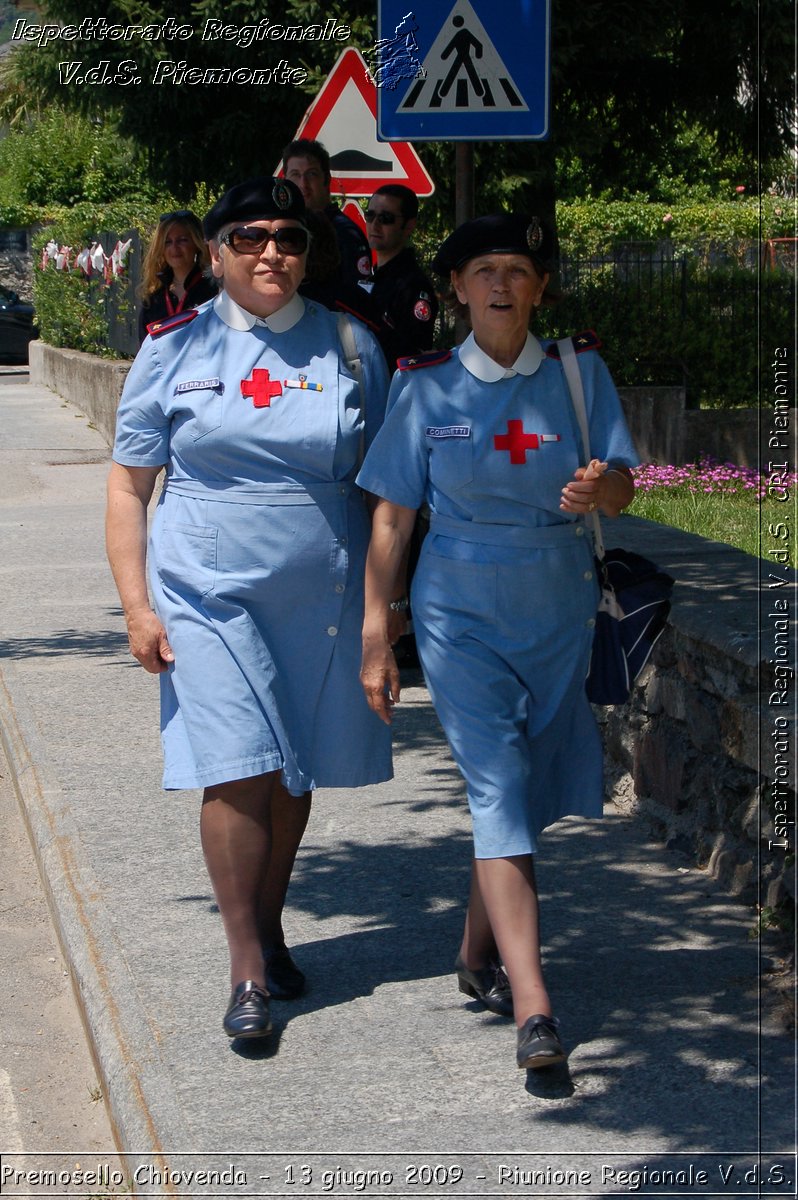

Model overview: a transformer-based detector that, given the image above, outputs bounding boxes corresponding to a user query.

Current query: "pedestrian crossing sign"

[374,0,550,141]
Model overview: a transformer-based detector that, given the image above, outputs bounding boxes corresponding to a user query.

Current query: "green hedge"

[30,190,217,356]
[555,195,793,256]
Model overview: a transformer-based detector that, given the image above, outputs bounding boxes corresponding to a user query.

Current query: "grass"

[627,458,797,567]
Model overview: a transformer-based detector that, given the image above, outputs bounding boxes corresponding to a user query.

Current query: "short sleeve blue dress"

[113,291,393,794]
[357,331,638,857]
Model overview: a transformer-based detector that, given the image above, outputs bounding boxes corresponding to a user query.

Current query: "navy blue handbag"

[586,546,674,704]
[557,337,674,705]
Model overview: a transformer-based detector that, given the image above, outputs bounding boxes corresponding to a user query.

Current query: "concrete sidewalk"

[0,374,792,1199]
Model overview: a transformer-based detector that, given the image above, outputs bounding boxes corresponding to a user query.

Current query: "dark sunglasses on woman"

[221,226,309,256]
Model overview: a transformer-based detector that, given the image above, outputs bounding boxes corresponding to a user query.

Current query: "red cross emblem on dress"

[241,369,283,408]
[494,420,561,464]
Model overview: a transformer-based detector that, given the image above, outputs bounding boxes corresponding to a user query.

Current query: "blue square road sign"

[374,0,550,141]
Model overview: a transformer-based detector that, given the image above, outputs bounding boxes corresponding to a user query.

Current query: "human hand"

[126,609,175,673]
[560,459,607,514]
[360,639,401,725]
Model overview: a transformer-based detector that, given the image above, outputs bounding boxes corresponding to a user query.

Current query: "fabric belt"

[429,512,587,549]
[163,478,358,506]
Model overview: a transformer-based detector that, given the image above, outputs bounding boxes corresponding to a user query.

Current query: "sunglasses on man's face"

[221,226,309,256]
[364,210,399,226]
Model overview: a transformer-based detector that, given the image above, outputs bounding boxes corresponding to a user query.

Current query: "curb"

[0,657,190,1190]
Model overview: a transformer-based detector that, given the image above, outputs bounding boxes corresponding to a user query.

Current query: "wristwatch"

[389,597,409,613]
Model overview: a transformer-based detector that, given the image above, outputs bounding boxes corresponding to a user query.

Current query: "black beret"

[203,176,306,240]
[431,213,556,275]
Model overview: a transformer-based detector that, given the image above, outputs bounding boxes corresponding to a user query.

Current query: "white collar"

[458,331,544,382]
[214,290,305,332]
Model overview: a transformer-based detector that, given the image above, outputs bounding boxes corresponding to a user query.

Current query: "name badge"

[174,377,223,395]
[425,426,471,439]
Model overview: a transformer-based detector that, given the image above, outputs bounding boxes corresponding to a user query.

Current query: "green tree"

[0,105,152,206]
[0,0,793,204]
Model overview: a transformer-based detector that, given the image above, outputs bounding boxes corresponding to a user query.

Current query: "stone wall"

[617,385,795,471]
[29,341,130,446]
[599,516,795,912]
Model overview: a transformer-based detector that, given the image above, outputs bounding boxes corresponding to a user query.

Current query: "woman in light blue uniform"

[107,178,392,1041]
[358,214,637,1071]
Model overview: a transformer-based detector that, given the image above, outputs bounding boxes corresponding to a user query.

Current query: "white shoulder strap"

[337,311,366,467]
[557,337,604,558]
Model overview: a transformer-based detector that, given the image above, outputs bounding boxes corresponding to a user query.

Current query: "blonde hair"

[138,214,209,301]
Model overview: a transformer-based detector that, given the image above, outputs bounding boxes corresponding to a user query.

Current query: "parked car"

[0,286,38,364]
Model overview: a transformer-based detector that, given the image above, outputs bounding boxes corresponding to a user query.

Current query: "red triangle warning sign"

[279,47,435,198]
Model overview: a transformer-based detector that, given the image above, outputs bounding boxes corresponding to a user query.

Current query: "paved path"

[0,375,792,1198]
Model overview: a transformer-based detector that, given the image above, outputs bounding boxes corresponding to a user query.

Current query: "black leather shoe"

[516,1014,566,1069]
[223,981,272,1039]
[454,955,513,1018]
[264,945,306,1000]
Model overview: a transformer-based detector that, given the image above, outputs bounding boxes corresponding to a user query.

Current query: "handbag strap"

[337,310,366,468]
[557,336,605,560]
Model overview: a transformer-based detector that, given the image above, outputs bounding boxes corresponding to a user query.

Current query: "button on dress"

[114,292,393,793]
[357,333,638,857]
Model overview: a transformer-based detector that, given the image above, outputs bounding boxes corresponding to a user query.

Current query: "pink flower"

[735,185,746,194]
[663,213,673,223]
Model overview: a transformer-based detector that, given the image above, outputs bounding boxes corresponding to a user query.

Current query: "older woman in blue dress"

[358,214,637,1070]
[106,178,391,1041]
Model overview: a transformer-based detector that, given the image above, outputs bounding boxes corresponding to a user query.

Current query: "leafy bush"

[0,107,152,208]
[31,193,216,356]
[555,195,793,256]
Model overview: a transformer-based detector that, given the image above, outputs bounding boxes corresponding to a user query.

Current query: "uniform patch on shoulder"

[398,349,452,371]
[146,310,199,338]
[545,329,602,359]
[413,296,433,322]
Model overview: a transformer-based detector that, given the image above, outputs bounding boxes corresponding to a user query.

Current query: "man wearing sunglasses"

[360,185,438,371]
[282,137,372,288]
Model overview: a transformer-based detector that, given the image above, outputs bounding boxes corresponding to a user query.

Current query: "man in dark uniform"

[282,138,372,288]
[360,184,438,370]
[361,185,438,668]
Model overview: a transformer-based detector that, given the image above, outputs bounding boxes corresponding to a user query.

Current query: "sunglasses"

[221,226,309,256]
[364,210,399,226]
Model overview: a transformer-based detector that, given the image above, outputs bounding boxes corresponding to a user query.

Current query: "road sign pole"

[454,142,474,342]
[455,142,474,227]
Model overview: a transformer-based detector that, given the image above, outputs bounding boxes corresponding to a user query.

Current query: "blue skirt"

[412,517,604,857]
[150,478,392,794]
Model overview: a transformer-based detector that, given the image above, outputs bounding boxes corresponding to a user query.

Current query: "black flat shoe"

[264,945,306,1000]
[223,981,272,1039]
[454,955,513,1018]
[516,1014,566,1069]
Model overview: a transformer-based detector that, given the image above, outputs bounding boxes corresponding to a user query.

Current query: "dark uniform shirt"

[138,265,217,343]
[325,203,373,288]
[363,246,438,370]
